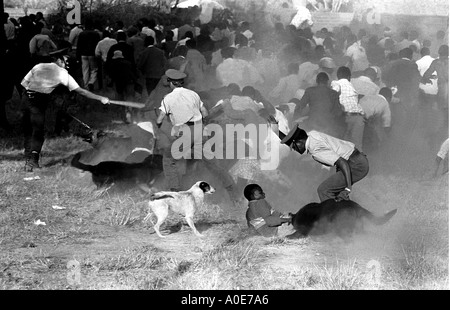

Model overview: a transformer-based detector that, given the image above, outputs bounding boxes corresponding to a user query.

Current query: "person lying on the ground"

[244,183,291,237]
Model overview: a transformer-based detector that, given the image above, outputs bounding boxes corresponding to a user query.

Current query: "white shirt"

[416,55,438,95]
[345,42,369,72]
[359,94,391,128]
[21,63,80,94]
[269,74,301,104]
[141,27,156,40]
[351,76,380,96]
[216,58,263,89]
[160,87,204,126]
[95,37,118,62]
[69,26,83,48]
[305,130,355,167]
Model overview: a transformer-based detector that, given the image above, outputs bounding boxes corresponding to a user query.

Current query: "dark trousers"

[317,149,369,202]
[145,78,161,97]
[161,122,235,191]
[96,57,103,89]
[21,92,50,157]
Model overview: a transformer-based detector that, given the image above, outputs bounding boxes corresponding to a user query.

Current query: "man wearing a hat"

[318,57,337,81]
[155,69,238,202]
[280,125,369,202]
[20,49,111,172]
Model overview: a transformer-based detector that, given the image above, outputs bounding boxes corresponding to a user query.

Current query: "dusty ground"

[0,89,448,290]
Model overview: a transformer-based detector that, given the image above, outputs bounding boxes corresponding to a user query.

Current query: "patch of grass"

[165,239,263,290]
[313,259,364,290]
[107,196,145,227]
[83,245,164,272]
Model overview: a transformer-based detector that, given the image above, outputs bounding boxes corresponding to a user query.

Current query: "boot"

[24,151,40,172]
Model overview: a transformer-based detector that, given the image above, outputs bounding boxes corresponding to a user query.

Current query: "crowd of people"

[1,7,449,237]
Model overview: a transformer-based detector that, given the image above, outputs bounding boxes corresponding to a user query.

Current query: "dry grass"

[0,115,448,290]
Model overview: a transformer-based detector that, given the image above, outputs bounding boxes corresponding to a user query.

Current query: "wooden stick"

[109,100,146,109]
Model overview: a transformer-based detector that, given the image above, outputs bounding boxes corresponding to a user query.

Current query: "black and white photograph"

[0,0,448,292]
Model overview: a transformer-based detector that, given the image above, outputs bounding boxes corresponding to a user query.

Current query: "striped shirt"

[331,79,364,114]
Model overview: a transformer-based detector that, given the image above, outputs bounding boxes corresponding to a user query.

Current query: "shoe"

[24,151,40,172]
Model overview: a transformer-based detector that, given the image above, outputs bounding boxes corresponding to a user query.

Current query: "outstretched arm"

[73,87,110,104]
[422,60,438,84]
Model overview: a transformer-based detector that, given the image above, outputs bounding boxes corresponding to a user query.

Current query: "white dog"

[145,181,215,238]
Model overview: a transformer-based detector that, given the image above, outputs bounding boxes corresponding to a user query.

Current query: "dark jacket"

[106,41,135,67]
[109,58,137,87]
[127,36,145,63]
[160,40,178,59]
[295,84,345,136]
[246,199,283,237]
[137,46,167,79]
[382,58,421,99]
[76,30,100,58]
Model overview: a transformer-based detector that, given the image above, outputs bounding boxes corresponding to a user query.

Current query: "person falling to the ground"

[244,183,291,238]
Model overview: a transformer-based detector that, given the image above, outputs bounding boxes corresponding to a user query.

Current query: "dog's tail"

[71,152,96,172]
[150,192,175,201]
[365,209,397,225]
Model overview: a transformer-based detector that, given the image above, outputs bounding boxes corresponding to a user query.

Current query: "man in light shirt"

[20,49,110,172]
[344,34,369,73]
[215,47,263,89]
[95,30,117,89]
[281,126,369,202]
[331,66,365,151]
[351,67,380,96]
[359,88,392,151]
[68,24,83,51]
[269,62,301,105]
[155,69,237,204]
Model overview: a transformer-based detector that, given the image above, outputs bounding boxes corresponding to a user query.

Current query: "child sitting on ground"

[244,184,291,237]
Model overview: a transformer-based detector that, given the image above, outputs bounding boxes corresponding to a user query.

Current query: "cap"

[165,69,187,80]
[319,57,336,69]
[112,50,124,59]
[280,124,308,146]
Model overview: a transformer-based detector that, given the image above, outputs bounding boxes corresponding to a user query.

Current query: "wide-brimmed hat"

[165,69,187,80]
[280,124,308,146]
[112,50,124,59]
